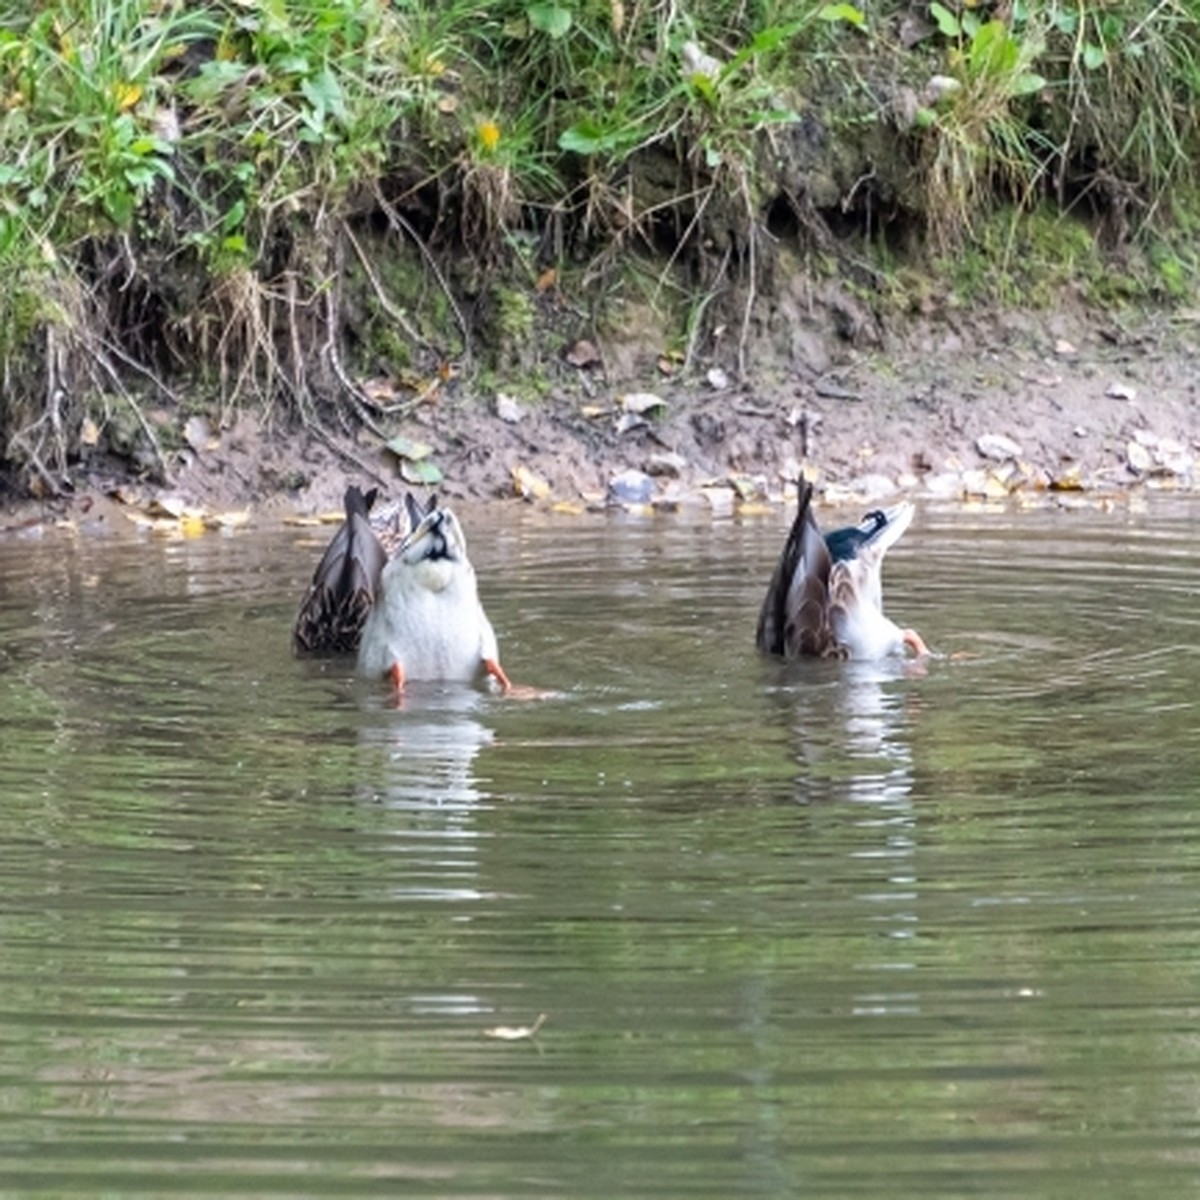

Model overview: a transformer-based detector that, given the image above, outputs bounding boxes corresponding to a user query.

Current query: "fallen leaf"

[1048,463,1084,491]
[386,434,433,461]
[728,474,767,501]
[400,458,444,486]
[535,267,557,293]
[619,391,666,416]
[512,464,551,500]
[80,417,101,448]
[495,393,524,424]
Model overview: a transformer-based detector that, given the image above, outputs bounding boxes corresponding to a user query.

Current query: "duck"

[756,478,928,661]
[293,487,512,693]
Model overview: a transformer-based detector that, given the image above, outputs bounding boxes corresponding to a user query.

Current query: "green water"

[1,499,1199,1197]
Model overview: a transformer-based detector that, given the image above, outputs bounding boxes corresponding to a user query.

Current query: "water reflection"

[355,684,495,813]
[771,656,921,1014]
[3,501,1200,1199]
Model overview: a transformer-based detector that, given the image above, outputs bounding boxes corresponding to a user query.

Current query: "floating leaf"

[400,458,444,486]
[484,1013,547,1041]
[210,509,252,529]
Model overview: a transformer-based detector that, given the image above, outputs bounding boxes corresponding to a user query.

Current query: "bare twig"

[737,172,758,383]
[85,338,171,482]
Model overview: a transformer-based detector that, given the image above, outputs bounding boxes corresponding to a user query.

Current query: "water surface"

[2,496,1199,1197]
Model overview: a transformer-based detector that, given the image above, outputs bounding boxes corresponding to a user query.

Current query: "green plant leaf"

[526,4,572,39]
[929,2,960,38]
[689,73,718,104]
[1012,72,1046,96]
[967,20,1018,78]
[1082,42,1106,70]
[818,4,865,29]
[301,67,347,122]
[1054,10,1077,35]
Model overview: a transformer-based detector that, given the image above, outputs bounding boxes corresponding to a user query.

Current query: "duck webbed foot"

[483,657,513,694]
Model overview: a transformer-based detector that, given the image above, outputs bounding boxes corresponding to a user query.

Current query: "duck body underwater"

[756,478,928,661]
[294,487,511,694]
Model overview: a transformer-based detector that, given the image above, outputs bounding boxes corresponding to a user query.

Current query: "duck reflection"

[776,656,918,809]
[352,684,496,915]
[355,683,495,813]
[772,657,922,1012]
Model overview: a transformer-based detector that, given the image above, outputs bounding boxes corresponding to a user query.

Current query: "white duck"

[294,489,511,693]
[756,478,928,660]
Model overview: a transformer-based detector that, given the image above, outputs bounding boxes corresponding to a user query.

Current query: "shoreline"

[4,308,1197,536]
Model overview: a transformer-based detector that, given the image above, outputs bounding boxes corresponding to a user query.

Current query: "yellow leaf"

[512,464,551,501]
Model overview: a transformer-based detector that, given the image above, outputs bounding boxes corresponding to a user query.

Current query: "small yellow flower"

[477,120,501,154]
[113,81,143,111]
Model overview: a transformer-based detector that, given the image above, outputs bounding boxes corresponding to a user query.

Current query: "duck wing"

[756,479,842,658]
[293,486,388,655]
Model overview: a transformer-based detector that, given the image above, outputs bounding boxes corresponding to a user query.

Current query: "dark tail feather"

[293,485,387,655]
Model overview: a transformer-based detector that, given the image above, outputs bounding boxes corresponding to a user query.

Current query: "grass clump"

[2,0,1200,494]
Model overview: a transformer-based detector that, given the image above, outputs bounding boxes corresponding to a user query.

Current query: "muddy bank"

[4,306,1198,536]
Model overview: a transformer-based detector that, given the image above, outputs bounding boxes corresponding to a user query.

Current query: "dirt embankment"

[4,303,1198,535]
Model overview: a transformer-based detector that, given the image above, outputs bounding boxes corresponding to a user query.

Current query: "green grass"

[2,0,1200,493]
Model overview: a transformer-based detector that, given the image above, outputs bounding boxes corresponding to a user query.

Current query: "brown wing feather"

[293,486,387,655]
[756,479,842,658]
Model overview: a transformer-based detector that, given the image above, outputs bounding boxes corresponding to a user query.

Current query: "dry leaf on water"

[484,1013,547,1041]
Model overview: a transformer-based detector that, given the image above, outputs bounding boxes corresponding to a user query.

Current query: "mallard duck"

[293,485,406,655]
[756,479,928,660]
[294,488,511,693]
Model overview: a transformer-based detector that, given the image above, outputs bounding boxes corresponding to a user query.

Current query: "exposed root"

[372,187,472,366]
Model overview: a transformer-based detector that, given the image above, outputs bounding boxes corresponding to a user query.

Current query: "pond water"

[2,495,1199,1198]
